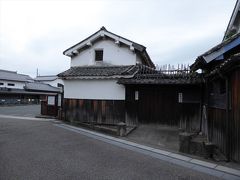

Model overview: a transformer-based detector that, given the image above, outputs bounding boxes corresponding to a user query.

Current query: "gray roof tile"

[0,69,33,82]
[35,76,58,81]
[118,72,203,85]
[58,65,156,79]
[24,82,61,92]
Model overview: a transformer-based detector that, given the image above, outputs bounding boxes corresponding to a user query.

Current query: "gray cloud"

[0,0,236,76]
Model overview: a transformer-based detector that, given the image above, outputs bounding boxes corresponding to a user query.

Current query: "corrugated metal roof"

[0,69,33,82]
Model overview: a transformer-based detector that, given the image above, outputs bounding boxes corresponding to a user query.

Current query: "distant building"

[0,69,34,89]
[0,69,61,114]
[35,75,64,88]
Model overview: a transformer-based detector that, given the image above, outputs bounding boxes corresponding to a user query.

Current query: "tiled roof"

[58,65,156,79]
[24,82,61,93]
[207,53,240,77]
[191,33,240,71]
[199,33,240,58]
[0,69,33,82]
[118,72,203,85]
[35,75,58,81]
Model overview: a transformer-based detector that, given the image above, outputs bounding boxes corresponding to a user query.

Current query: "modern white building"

[58,26,155,124]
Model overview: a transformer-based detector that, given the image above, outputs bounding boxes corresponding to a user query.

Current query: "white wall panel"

[0,80,25,89]
[64,79,125,100]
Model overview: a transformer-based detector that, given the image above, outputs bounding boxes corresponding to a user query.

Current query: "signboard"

[48,96,55,105]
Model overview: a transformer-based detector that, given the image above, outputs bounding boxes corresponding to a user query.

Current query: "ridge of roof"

[35,75,58,81]
[63,26,145,55]
[118,70,203,85]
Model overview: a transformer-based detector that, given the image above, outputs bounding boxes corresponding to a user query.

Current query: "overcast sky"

[0,0,237,77]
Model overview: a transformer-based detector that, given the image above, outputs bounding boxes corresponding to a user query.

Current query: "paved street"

[0,104,40,117]
[0,116,224,180]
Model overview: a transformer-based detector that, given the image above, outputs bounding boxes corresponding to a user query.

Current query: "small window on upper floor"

[95,50,103,62]
[8,83,15,86]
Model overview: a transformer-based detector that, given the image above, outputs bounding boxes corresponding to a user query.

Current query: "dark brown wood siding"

[63,99,130,125]
[230,69,240,161]
[126,85,202,130]
[207,69,240,162]
[208,107,227,156]
[41,95,58,117]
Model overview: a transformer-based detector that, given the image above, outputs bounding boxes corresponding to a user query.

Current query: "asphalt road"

[0,117,222,180]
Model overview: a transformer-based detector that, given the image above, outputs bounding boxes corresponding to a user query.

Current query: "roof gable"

[63,27,145,56]
[224,0,240,40]
[63,27,155,68]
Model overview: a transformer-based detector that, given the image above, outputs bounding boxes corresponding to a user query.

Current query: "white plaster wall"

[71,40,137,67]
[64,79,125,100]
[0,80,25,89]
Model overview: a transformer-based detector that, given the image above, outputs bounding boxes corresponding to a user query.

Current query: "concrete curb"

[0,114,52,121]
[54,123,240,179]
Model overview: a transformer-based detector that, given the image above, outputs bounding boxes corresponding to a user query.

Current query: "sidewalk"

[54,122,240,180]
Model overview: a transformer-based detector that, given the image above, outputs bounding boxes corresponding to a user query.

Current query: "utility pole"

[36,68,39,77]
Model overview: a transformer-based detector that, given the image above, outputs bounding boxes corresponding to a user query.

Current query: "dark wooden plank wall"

[41,95,58,117]
[207,69,240,162]
[230,70,240,161]
[208,107,227,156]
[63,85,201,131]
[63,99,131,126]
[179,103,201,132]
[126,85,201,130]
[138,86,179,126]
